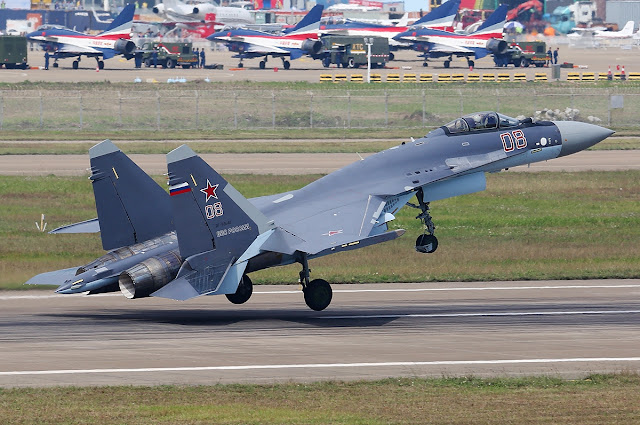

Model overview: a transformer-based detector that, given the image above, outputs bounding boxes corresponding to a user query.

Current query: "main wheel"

[166,58,175,69]
[422,62,429,67]
[283,60,290,70]
[389,52,395,61]
[98,60,104,69]
[72,60,79,69]
[226,274,253,305]
[443,60,450,68]
[53,62,59,68]
[415,234,438,254]
[238,62,244,68]
[304,279,332,311]
[259,60,266,69]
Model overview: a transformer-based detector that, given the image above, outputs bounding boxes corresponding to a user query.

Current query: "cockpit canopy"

[443,112,520,134]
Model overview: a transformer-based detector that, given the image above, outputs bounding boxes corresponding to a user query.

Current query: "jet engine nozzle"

[119,250,181,299]
[554,121,615,157]
[486,38,508,54]
[301,39,322,55]
[193,7,199,14]
[114,39,136,54]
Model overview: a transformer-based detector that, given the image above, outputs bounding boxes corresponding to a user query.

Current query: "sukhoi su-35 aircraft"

[27,114,613,311]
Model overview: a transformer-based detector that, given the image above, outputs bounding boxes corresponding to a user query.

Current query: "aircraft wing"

[49,218,100,234]
[243,40,290,54]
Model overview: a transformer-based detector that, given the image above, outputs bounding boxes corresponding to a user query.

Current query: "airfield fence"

[0,87,638,131]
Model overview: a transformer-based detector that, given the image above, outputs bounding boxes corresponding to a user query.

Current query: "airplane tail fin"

[412,0,459,27]
[99,3,136,36]
[289,4,324,35]
[152,145,274,300]
[473,4,508,35]
[621,20,635,35]
[396,13,409,27]
[89,140,173,250]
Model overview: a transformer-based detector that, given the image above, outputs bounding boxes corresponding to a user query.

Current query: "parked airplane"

[394,4,508,68]
[26,4,136,70]
[567,21,636,40]
[207,4,324,69]
[319,0,460,51]
[28,114,613,311]
[153,0,253,26]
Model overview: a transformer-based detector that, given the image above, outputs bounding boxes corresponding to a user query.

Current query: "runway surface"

[1,150,638,176]
[1,280,640,387]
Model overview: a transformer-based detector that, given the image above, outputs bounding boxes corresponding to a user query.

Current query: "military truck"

[0,36,28,69]
[141,41,198,69]
[493,40,549,68]
[319,35,390,69]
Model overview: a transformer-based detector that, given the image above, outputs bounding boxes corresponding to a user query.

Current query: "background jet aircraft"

[319,0,460,51]
[153,0,254,26]
[207,4,324,69]
[28,115,613,312]
[26,4,136,70]
[394,4,508,68]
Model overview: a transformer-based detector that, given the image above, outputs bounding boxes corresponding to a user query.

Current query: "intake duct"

[486,38,508,54]
[119,250,181,299]
[301,39,322,55]
[152,6,161,13]
[192,7,199,14]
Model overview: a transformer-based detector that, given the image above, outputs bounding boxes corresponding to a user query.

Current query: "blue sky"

[403,0,432,13]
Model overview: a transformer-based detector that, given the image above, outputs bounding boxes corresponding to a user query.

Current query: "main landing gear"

[298,253,332,311]
[408,188,439,254]
[280,57,291,70]
[226,274,253,304]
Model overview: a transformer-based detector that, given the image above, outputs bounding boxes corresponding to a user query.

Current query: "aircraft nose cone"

[554,121,614,157]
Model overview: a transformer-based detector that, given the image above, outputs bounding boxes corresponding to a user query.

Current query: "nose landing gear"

[409,188,439,254]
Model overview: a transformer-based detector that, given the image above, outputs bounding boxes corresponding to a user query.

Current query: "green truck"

[494,41,550,68]
[141,41,198,69]
[319,35,390,69]
[0,36,28,69]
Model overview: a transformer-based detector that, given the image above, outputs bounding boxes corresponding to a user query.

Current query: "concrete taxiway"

[1,280,640,387]
[1,150,638,176]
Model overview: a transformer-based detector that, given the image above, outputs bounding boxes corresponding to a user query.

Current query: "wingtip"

[167,144,197,164]
[89,139,120,159]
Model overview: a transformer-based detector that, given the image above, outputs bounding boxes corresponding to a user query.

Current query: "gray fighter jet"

[27,112,613,311]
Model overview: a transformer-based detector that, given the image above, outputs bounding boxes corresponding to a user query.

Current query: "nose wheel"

[409,188,438,254]
[298,252,332,311]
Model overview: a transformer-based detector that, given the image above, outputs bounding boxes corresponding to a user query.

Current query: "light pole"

[364,37,373,83]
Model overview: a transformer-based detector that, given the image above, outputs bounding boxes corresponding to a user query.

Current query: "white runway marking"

[2,358,640,376]
[319,309,640,320]
[3,284,639,300]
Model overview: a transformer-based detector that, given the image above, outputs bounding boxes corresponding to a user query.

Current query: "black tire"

[389,52,395,61]
[415,234,438,254]
[304,279,332,311]
[238,62,244,68]
[72,60,79,70]
[347,57,355,68]
[144,58,151,67]
[166,58,175,69]
[98,60,104,69]
[259,60,266,69]
[182,65,190,69]
[513,58,522,67]
[468,60,475,68]
[283,60,290,70]
[522,58,530,68]
[422,62,428,67]
[226,274,253,305]
[444,61,450,68]
[53,62,59,68]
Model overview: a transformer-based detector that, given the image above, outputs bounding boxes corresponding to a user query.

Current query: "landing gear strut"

[298,253,332,311]
[409,188,438,253]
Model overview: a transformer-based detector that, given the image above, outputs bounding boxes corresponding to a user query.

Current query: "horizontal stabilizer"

[25,267,78,286]
[49,218,100,234]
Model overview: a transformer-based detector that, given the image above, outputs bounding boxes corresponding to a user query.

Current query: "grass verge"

[2,171,639,290]
[1,374,640,424]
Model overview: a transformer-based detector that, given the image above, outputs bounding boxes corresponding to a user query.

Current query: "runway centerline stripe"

[2,358,640,376]
[4,284,639,300]
[319,309,640,320]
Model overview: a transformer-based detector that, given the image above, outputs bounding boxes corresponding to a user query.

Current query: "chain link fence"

[0,86,637,131]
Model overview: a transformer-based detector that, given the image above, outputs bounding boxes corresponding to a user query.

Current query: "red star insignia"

[200,179,219,202]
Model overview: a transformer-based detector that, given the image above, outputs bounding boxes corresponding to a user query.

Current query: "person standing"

[546,47,552,66]
[553,47,559,65]
[152,47,158,68]
[44,51,49,70]
[199,48,205,69]
[193,47,198,67]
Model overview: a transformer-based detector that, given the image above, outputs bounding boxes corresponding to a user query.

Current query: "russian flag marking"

[170,182,191,196]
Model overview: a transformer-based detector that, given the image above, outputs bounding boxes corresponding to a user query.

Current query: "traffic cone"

[96,65,99,72]
[621,65,626,81]
[469,64,473,71]
[608,65,612,81]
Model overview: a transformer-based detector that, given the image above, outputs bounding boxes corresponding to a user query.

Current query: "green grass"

[0,137,637,154]
[2,374,640,424]
[2,171,639,290]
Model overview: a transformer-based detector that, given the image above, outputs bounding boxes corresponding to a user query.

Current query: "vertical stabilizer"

[473,4,508,34]
[99,3,136,36]
[89,140,173,250]
[288,4,324,35]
